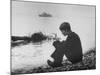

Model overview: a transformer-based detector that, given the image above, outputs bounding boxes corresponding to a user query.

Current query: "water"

[12,40,55,72]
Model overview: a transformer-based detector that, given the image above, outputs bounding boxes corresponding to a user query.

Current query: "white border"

[0,0,99,75]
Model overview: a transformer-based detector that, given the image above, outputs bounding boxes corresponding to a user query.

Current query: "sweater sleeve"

[60,35,78,51]
[52,33,79,51]
[53,40,61,48]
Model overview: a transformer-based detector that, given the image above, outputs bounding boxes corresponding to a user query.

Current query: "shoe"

[47,60,63,68]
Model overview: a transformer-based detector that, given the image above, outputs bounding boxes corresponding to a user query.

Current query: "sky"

[12,1,95,52]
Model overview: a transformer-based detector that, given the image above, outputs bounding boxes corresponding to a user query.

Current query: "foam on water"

[12,41,55,71]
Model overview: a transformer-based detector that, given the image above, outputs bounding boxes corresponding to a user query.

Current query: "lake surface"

[12,41,55,71]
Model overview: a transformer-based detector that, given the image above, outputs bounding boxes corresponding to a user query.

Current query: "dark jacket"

[51,32,83,64]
